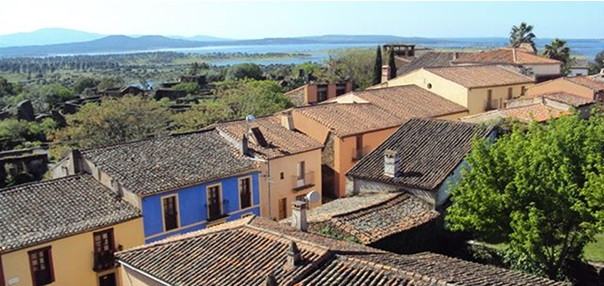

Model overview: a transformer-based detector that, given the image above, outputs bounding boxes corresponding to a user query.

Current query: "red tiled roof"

[116,216,567,286]
[214,115,323,159]
[563,76,604,91]
[500,103,571,122]
[425,65,535,88]
[452,48,561,65]
[526,92,594,107]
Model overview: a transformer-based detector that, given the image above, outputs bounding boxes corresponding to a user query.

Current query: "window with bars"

[162,195,179,231]
[207,185,223,220]
[28,247,54,286]
[239,177,252,209]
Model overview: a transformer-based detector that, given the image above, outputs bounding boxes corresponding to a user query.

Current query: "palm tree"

[542,38,571,75]
[509,22,536,50]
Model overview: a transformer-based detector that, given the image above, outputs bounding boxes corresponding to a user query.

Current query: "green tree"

[225,63,264,80]
[387,46,397,80]
[509,22,537,51]
[50,96,171,156]
[325,48,375,89]
[542,39,571,75]
[96,76,125,91]
[172,82,201,95]
[173,80,292,131]
[0,76,17,97]
[73,76,99,94]
[590,50,604,74]
[0,118,57,150]
[372,46,383,85]
[447,112,604,279]
[40,84,76,110]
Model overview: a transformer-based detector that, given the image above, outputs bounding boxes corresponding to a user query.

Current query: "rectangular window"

[239,177,252,209]
[280,172,284,180]
[162,195,179,232]
[278,198,287,220]
[207,185,222,221]
[99,273,117,286]
[317,85,328,102]
[29,247,54,286]
[521,86,526,96]
[296,161,306,180]
[336,84,347,96]
[486,90,493,110]
[93,229,114,254]
[507,87,513,100]
[354,135,363,160]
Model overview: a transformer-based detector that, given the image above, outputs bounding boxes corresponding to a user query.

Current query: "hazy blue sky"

[2,1,603,39]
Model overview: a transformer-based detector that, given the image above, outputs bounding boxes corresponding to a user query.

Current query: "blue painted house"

[65,128,261,243]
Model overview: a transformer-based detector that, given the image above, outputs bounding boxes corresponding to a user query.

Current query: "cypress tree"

[372,45,382,85]
[388,45,397,79]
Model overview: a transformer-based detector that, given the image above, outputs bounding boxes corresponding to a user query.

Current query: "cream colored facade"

[384,69,535,115]
[526,78,596,100]
[258,149,323,220]
[1,218,144,286]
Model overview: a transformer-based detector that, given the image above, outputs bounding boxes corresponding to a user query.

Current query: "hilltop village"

[2,32,604,285]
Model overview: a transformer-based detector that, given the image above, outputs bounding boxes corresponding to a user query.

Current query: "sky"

[1,1,603,39]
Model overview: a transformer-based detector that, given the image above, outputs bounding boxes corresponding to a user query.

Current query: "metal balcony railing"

[205,199,229,221]
[93,250,116,272]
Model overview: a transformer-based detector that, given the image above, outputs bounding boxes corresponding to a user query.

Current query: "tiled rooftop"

[397,51,477,76]
[425,65,535,88]
[452,48,561,65]
[81,129,256,196]
[499,103,571,122]
[0,174,140,253]
[116,216,566,286]
[214,115,323,159]
[530,92,594,107]
[347,118,491,191]
[295,85,467,137]
[563,76,604,91]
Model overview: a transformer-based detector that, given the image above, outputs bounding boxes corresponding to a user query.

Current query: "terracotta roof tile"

[528,92,594,107]
[563,76,604,91]
[81,129,256,196]
[347,118,491,191]
[0,174,140,253]
[295,85,467,137]
[213,116,323,159]
[452,48,561,65]
[116,216,567,286]
[425,65,535,88]
[499,103,571,122]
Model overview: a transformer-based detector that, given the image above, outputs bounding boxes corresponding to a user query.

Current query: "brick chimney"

[280,111,294,131]
[384,149,399,178]
[291,200,308,231]
[381,65,391,83]
[286,241,302,269]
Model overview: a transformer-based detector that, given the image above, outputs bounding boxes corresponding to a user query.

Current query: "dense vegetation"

[447,111,604,280]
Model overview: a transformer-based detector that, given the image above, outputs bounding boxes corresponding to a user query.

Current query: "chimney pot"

[291,200,308,231]
[381,65,391,83]
[281,111,294,131]
[384,149,399,178]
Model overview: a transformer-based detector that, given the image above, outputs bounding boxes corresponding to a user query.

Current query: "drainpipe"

[248,156,272,218]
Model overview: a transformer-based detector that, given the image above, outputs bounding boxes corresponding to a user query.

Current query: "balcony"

[205,199,229,221]
[292,171,315,191]
[352,146,371,161]
[93,250,116,272]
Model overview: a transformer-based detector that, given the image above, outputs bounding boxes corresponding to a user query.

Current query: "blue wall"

[142,172,260,243]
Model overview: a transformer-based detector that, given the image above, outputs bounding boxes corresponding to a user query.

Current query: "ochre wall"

[526,79,594,100]
[291,110,331,144]
[334,127,398,198]
[385,69,469,108]
[1,218,143,286]
[467,83,534,114]
[259,149,323,219]
[120,266,163,286]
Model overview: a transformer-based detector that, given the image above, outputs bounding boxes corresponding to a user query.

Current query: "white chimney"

[291,200,307,231]
[384,149,399,178]
[381,65,391,83]
[281,111,294,130]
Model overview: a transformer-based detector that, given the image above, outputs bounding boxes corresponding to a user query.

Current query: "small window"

[507,87,513,99]
[296,194,306,201]
[521,86,526,96]
[207,185,223,221]
[239,177,252,209]
[427,83,432,89]
[29,247,54,286]
[162,195,179,232]
[280,172,284,180]
[296,161,306,180]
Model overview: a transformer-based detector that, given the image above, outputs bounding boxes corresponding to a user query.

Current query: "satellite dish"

[305,191,320,203]
[245,114,256,122]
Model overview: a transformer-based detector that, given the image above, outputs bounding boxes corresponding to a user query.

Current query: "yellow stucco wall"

[386,69,469,107]
[467,83,534,114]
[120,266,162,286]
[1,218,144,286]
[526,79,594,100]
[334,127,398,197]
[258,149,323,219]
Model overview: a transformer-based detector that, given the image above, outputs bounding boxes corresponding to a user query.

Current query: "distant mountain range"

[1,28,602,58]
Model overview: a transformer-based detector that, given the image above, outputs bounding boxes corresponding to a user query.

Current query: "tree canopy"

[325,48,375,89]
[542,39,571,75]
[509,22,537,51]
[50,96,171,157]
[225,63,264,80]
[172,82,201,95]
[372,46,383,85]
[447,111,604,279]
[590,50,604,75]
